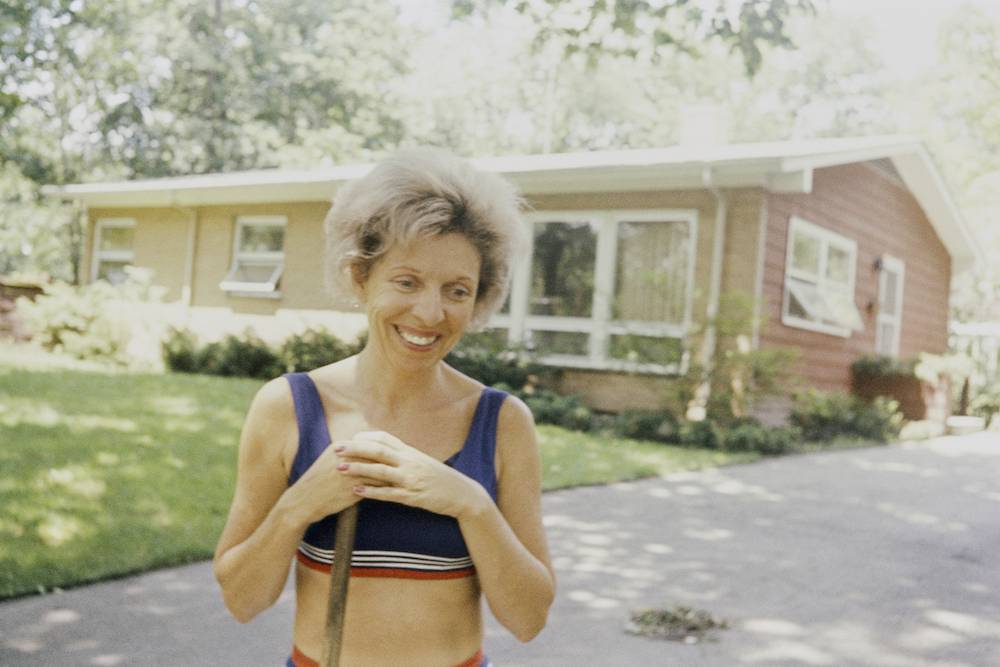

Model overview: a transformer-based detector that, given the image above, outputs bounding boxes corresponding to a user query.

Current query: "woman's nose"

[412,288,444,324]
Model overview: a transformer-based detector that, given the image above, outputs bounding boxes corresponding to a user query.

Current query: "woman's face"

[359,233,481,371]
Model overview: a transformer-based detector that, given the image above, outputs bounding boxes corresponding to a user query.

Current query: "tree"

[451,0,815,76]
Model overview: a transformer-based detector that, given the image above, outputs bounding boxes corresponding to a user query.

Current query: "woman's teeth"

[398,329,437,346]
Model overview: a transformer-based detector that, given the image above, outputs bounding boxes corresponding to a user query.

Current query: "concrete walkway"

[2,432,998,666]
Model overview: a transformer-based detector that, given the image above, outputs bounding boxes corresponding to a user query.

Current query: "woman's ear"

[348,265,367,307]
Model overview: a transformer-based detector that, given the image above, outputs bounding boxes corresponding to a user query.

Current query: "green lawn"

[0,342,756,600]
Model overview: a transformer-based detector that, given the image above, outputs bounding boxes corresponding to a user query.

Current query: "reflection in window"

[528,330,589,356]
[609,334,684,365]
[92,219,135,285]
[614,221,690,324]
[530,221,596,317]
[220,217,286,296]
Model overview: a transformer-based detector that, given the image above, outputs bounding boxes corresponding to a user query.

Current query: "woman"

[213,148,555,667]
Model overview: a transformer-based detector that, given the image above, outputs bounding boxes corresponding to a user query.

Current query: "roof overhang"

[42,135,981,272]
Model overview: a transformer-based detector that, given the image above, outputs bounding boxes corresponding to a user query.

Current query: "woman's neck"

[352,345,449,413]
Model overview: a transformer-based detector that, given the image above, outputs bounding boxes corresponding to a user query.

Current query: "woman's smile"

[394,325,441,349]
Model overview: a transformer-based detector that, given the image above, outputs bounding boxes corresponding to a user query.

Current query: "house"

[43,136,980,413]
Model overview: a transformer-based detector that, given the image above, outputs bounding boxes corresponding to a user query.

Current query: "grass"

[0,341,855,600]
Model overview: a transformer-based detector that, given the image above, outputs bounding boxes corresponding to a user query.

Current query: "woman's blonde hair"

[325,148,527,329]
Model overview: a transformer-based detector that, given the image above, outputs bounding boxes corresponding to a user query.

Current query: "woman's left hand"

[333,431,488,519]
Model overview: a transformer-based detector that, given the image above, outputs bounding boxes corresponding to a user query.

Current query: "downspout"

[170,193,198,307]
[687,166,728,420]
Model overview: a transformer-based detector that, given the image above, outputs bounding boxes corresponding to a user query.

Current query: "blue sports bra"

[284,372,506,579]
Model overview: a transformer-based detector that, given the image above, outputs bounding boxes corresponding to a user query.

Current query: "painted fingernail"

[334,445,346,453]
[337,463,349,471]
[353,485,365,494]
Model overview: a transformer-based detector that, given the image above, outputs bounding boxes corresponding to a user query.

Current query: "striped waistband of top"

[297,542,476,579]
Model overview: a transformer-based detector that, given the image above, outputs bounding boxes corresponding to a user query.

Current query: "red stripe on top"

[290,646,483,667]
[296,551,475,579]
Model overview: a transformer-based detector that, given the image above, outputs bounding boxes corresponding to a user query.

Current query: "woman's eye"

[449,285,472,300]
[394,278,417,290]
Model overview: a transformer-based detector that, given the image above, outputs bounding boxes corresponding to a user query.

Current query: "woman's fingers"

[333,438,401,466]
[338,461,404,485]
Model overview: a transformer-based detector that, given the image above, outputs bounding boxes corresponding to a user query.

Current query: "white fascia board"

[890,149,982,273]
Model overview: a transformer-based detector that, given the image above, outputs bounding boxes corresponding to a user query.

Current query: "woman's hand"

[333,431,489,519]
[285,444,373,525]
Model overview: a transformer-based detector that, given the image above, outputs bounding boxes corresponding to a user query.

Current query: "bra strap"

[284,372,332,484]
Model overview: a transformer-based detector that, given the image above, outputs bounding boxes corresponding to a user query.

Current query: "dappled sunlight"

[875,501,968,532]
[848,457,943,478]
[743,617,807,637]
[145,395,200,417]
[37,466,107,500]
[36,513,93,547]
[0,398,138,434]
[742,639,838,665]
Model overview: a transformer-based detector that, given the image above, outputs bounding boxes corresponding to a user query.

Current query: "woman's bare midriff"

[292,561,484,666]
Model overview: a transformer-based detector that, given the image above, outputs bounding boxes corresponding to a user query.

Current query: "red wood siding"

[758,163,951,392]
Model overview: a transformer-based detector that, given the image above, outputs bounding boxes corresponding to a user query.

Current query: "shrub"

[677,419,723,449]
[523,389,593,431]
[212,332,284,379]
[445,331,545,389]
[280,327,361,372]
[161,327,199,373]
[17,269,164,365]
[790,390,902,443]
[613,410,679,443]
[722,423,801,455]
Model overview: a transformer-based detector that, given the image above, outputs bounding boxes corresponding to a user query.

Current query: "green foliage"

[162,326,362,379]
[970,384,1000,429]
[445,331,547,389]
[612,410,679,443]
[522,389,593,432]
[678,292,799,424]
[280,327,364,373]
[678,419,723,449]
[722,423,801,456]
[15,269,164,365]
[851,354,916,380]
[451,0,815,76]
[790,390,902,443]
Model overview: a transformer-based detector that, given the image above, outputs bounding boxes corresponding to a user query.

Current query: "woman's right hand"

[283,444,372,525]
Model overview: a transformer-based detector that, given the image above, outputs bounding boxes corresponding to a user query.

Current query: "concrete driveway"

[2,431,998,666]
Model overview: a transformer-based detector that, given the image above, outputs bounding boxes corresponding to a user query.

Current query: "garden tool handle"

[321,503,359,667]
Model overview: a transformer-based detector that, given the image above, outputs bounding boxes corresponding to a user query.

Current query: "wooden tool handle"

[321,503,359,667]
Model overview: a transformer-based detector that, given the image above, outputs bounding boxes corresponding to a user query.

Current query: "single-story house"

[43,135,981,413]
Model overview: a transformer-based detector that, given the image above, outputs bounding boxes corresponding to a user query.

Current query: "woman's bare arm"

[456,396,555,641]
[212,378,308,623]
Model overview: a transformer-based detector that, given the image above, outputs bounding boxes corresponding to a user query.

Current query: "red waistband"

[291,645,483,667]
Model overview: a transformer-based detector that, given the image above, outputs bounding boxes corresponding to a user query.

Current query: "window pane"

[240,224,284,253]
[99,225,134,252]
[791,230,820,275]
[97,260,131,285]
[881,269,899,314]
[530,221,596,317]
[610,334,683,365]
[529,330,589,356]
[877,322,896,355]
[826,245,851,285]
[614,220,689,323]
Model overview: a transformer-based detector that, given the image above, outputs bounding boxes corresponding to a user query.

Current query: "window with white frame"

[490,210,697,373]
[220,216,286,296]
[91,218,136,285]
[875,255,905,356]
[782,216,863,337]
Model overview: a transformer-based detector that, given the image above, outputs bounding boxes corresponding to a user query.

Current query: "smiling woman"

[212,148,553,667]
